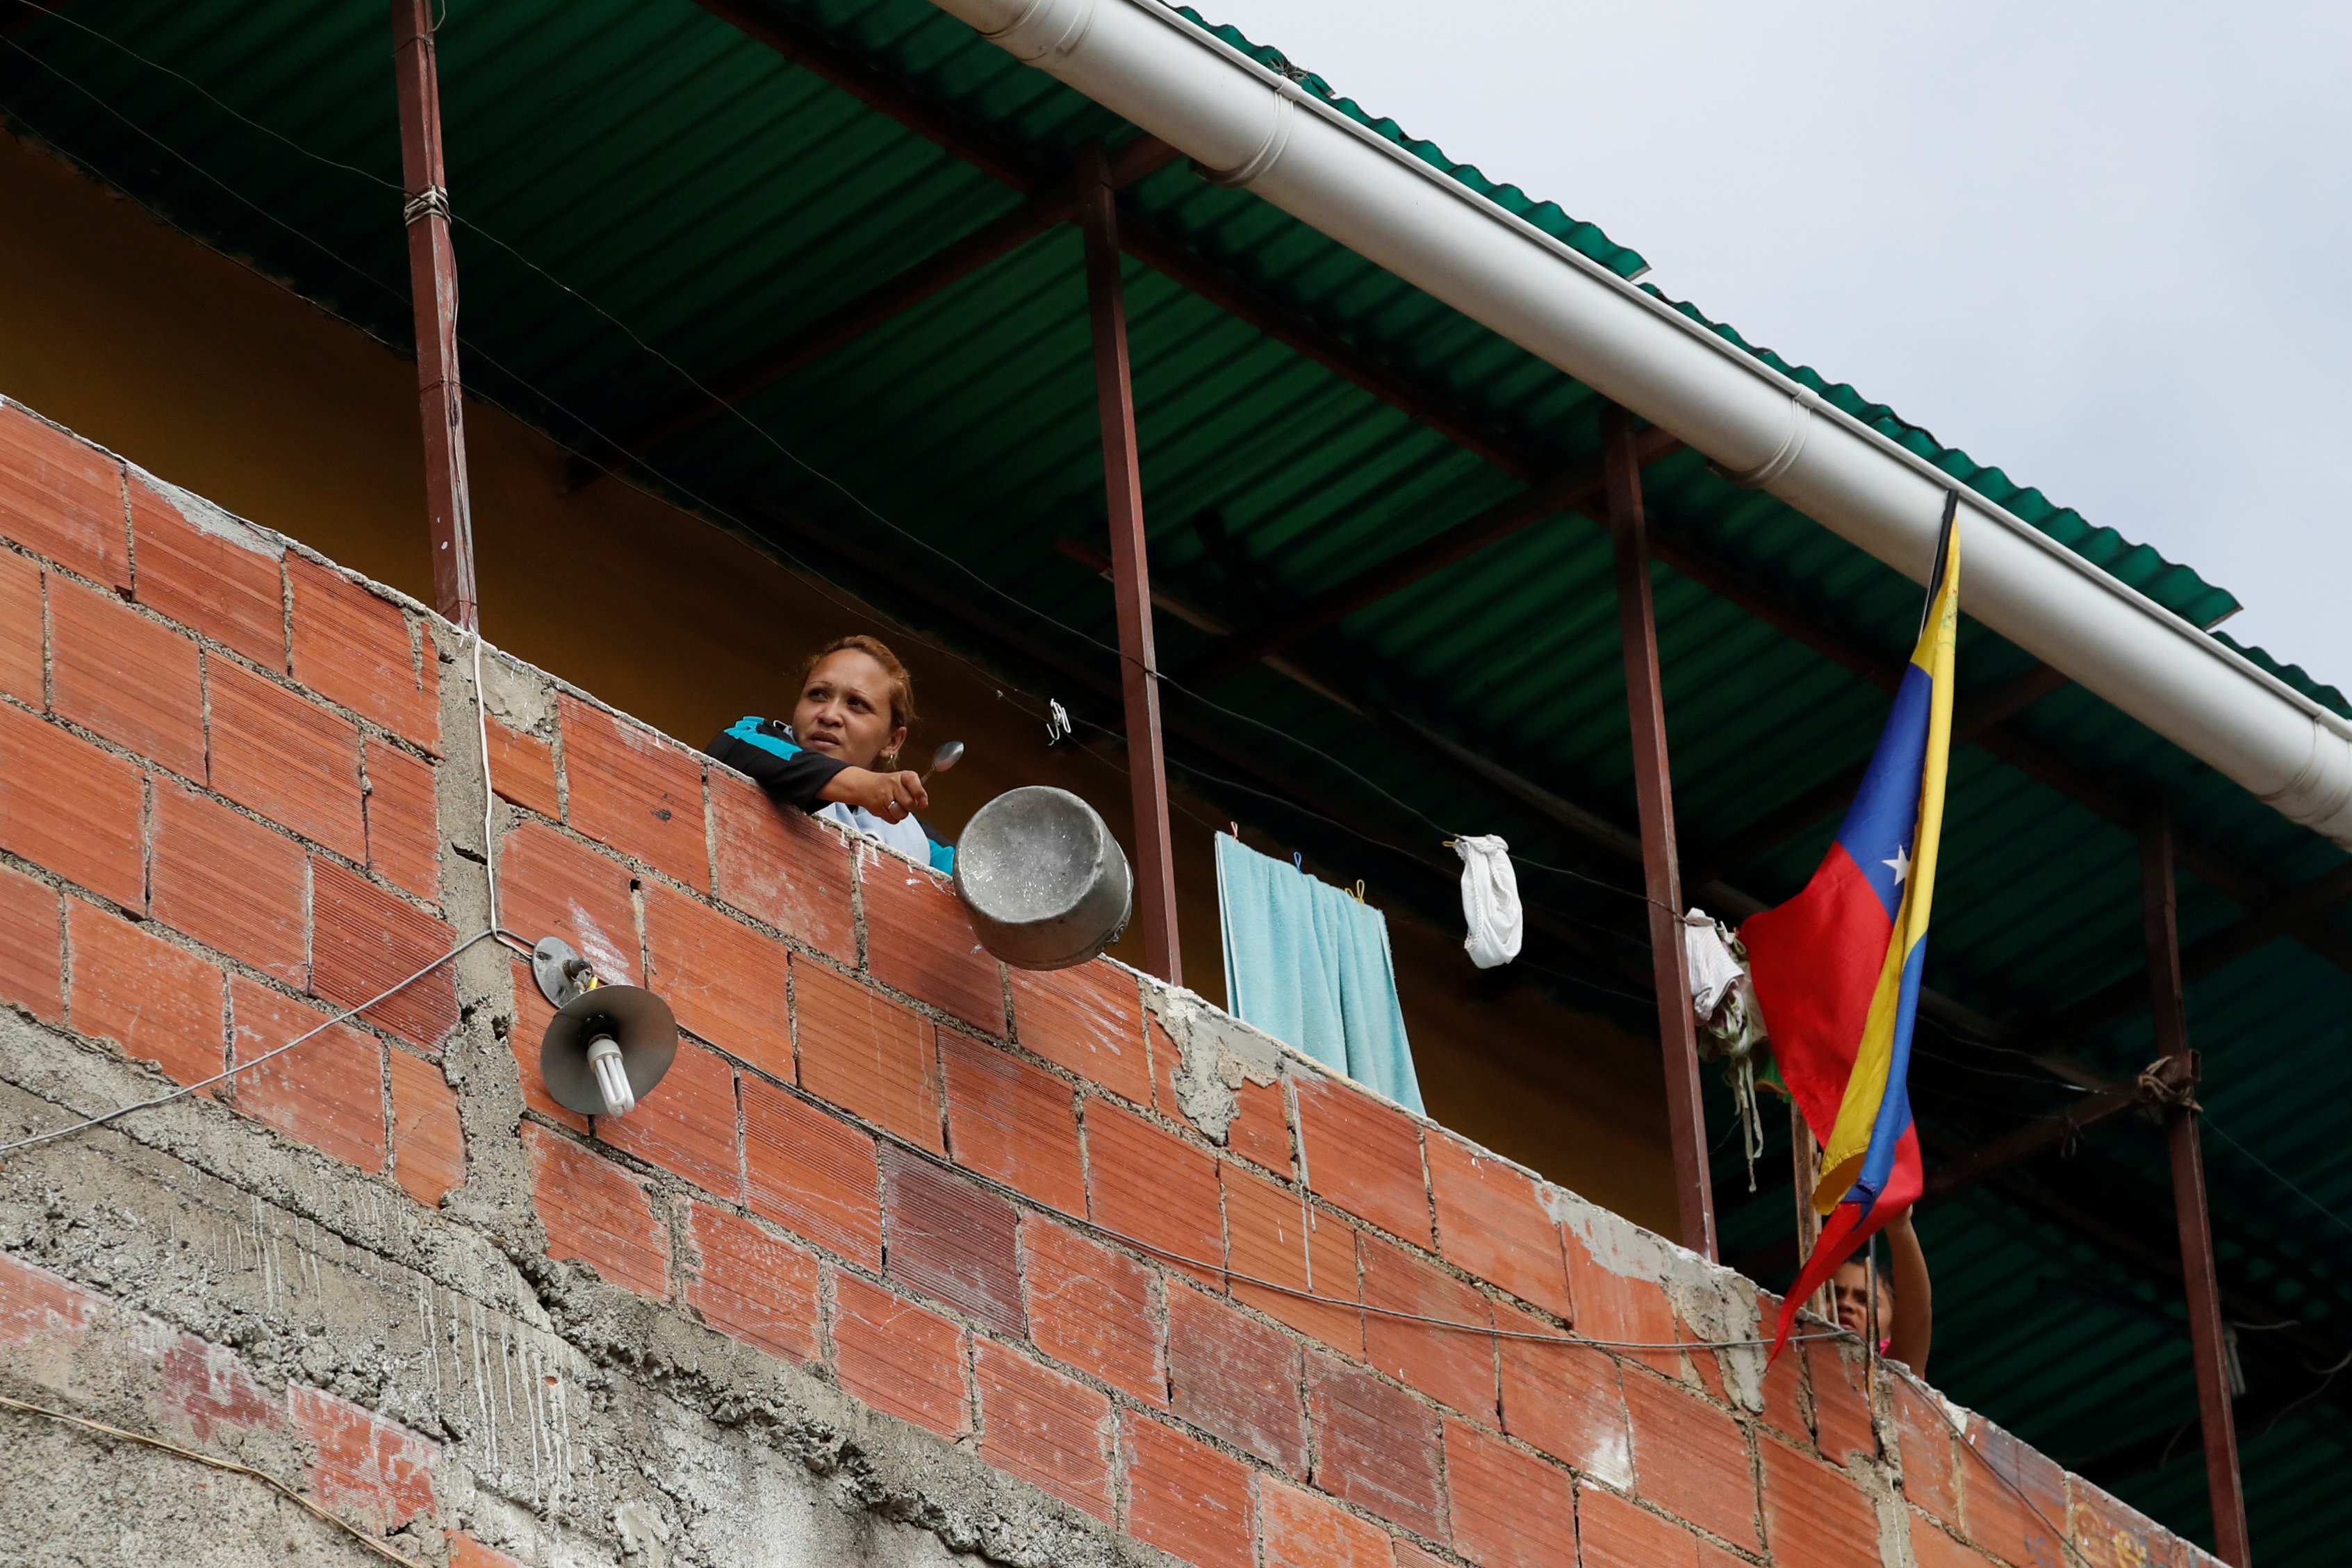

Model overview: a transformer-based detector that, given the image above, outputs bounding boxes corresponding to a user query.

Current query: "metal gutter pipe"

[930,0,2352,850]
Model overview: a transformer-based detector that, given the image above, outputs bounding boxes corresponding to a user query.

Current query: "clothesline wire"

[1506,955,1668,1011]
[1060,708,1645,950]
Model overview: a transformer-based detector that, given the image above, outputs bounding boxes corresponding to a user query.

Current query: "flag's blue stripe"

[1833,664,1934,925]
[1844,937,1927,1213]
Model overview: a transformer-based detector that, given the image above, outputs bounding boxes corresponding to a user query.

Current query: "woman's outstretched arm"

[1884,1210,1933,1374]
[709,717,928,824]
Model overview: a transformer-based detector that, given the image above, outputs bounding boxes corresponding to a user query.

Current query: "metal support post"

[1602,406,1713,1260]
[392,0,479,630]
[1076,142,1180,984]
[2143,806,2251,1566]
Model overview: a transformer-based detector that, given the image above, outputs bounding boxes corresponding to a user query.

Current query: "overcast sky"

[1218,0,2351,683]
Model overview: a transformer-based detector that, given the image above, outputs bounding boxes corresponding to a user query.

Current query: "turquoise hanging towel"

[1215,834,1422,1114]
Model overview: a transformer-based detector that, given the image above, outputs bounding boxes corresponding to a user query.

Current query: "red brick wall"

[0,402,459,1206]
[0,395,2204,1568]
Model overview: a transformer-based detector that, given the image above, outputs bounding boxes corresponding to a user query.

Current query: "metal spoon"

[922,740,965,782]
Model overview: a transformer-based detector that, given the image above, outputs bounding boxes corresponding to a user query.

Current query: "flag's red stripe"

[1741,843,1890,1139]
[1766,1125,1923,1360]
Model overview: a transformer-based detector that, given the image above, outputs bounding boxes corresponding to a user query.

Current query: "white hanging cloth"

[1453,835,1522,968]
[1683,907,1770,1191]
[1682,908,1745,1021]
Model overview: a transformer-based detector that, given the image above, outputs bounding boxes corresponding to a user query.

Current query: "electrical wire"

[15,5,402,194]
[1885,1362,2094,1568]
[596,1000,1850,1355]
[470,631,507,942]
[0,1393,411,1563]
[0,930,502,1157]
[0,532,513,1162]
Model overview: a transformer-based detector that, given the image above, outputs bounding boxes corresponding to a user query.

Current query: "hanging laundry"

[1684,908,1770,1191]
[1682,909,1745,1023]
[1215,834,1422,1113]
[1452,834,1521,968]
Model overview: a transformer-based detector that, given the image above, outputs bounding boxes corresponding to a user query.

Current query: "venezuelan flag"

[1743,493,1961,1359]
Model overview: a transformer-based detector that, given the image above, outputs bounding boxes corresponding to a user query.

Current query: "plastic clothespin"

[1351,880,1367,902]
[1228,821,1241,839]
[1044,699,1071,745]
[1292,851,1305,874]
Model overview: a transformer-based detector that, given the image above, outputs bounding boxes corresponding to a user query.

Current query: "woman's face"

[1830,1260,1889,1337]
[792,650,906,772]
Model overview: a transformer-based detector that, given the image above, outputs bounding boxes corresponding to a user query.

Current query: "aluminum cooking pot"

[953,786,1132,970]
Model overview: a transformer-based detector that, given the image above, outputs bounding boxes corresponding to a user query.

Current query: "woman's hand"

[821,766,929,823]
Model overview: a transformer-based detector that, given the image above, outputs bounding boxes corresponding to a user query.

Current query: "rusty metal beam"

[693,0,1551,486]
[1078,143,1180,985]
[2144,809,2251,1567]
[1918,1059,2187,1203]
[391,0,477,629]
[566,135,1178,490]
[1605,407,1713,1261]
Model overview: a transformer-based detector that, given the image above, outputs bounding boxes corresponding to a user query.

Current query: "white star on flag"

[1883,845,1911,884]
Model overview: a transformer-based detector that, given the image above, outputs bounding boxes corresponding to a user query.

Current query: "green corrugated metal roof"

[3,1,2347,1557]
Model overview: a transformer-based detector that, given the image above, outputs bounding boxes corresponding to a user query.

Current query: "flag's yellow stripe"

[1813,525,1962,1213]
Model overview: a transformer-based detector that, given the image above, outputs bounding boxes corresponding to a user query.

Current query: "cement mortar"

[1141,979,1284,1144]
[0,1030,1171,1568]
[0,1411,395,1567]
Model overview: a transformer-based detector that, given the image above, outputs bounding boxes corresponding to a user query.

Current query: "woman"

[1828,1209,1932,1373]
[707,634,954,874]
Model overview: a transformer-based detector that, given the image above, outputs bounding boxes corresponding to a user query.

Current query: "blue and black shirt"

[707,716,955,875]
